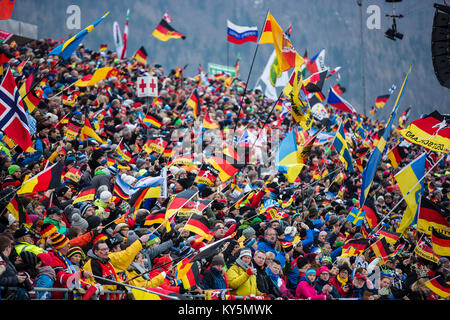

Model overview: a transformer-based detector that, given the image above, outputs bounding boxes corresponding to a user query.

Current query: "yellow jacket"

[226,263,263,297]
[82,240,144,291]
[125,268,165,289]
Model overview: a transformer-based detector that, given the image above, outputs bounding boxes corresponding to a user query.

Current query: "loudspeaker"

[432,4,450,89]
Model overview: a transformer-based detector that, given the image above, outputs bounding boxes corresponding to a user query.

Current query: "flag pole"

[91,275,180,300]
[369,153,446,236]
[232,9,269,141]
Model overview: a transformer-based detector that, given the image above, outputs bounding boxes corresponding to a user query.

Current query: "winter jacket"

[35,266,55,300]
[296,279,327,300]
[142,239,173,271]
[14,241,45,256]
[329,274,352,298]
[256,238,278,255]
[43,217,67,235]
[227,260,263,297]
[314,277,341,299]
[125,262,165,289]
[202,266,228,290]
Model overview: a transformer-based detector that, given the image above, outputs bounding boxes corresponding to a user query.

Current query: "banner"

[208,63,236,77]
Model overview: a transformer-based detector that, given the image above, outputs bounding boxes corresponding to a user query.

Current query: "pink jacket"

[296,280,327,300]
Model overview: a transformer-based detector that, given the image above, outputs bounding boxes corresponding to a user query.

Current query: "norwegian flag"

[425,150,438,172]
[163,11,173,23]
[0,67,32,151]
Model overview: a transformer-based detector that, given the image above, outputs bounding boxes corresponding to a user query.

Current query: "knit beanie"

[71,213,89,230]
[8,164,20,175]
[80,203,94,217]
[305,268,316,278]
[100,190,112,203]
[239,248,252,259]
[242,226,256,239]
[67,246,85,260]
[49,231,70,250]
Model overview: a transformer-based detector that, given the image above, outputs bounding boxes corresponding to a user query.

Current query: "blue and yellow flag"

[276,128,304,183]
[332,121,354,172]
[395,152,426,235]
[49,12,109,60]
[347,207,365,226]
[359,65,412,208]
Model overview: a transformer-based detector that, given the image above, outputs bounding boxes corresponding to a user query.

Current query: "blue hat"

[305,268,316,278]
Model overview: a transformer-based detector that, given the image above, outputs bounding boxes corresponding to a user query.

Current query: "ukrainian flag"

[49,12,109,60]
[395,152,426,235]
[276,128,304,183]
[332,121,354,172]
[359,65,412,208]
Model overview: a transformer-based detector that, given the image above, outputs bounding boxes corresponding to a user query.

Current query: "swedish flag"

[332,121,354,172]
[395,152,426,235]
[359,65,412,208]
[347,207,365,226]
[49,12,109,60]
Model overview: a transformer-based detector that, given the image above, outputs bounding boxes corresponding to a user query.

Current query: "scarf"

[336,274,348,287]
[235,257,254,272]
[266,267,283,288]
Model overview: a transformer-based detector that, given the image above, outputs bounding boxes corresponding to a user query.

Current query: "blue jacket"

[257,238,278,256]
[301,229,315,251]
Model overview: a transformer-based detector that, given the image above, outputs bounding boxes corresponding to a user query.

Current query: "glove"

[246,268,255,275]
[160,271,167,279]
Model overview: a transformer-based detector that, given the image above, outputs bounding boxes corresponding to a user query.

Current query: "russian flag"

[227,20,258,44]
[327,87,357,114]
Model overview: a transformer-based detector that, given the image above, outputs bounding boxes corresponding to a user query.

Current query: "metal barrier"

[30,287,130,300]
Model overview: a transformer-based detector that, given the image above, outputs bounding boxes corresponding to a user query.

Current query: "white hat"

[239,248,252,259]
[100,190,112,202]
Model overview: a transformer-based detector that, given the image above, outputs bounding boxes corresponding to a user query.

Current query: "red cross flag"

[137,76,158,97]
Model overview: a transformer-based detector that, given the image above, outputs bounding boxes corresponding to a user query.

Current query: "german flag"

[144,211,166,226]
[194,164,219,187]
[80,117,106,144]
[152,19,186,42]
[184,214,213,241]
[202,112,219,130]
[64,118,81,141]
[99,44,107,52]
[163,148,174,158]
[7,195,32,227]
[207,156,243,182]
[133,46,148,65]
[414,235,441,264]
[400,110,450,153]
[425,276,450,299]
[387,144,408,169]
[375,94,390,109]
[107,157,117,167]
[116,140,132,162]
[167,155,194,168]
[431,227,450,257]
[362,198,379,228]
[177,199,213,217]
[165,189,198,218]
[18,72,42,113]
[341,238,370,257]
[129,185,162,209]
[144,113,163,129]
[143,136,169,155]
[72,187,95,205]
[186,88,200,118]
[376,229,400,245]
[222,143,240,161]
[17,161,63,195]
[418,197,450,237]
[64,167,82,183]
[176,257,200,290]
[370,237,392,260]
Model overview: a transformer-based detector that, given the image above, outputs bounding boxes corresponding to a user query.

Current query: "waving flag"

[114,174,133,200]
[120,9,130,59]
[152,18,186,41]
[49,12,109,60]
[194,164,219,187]
[184,214,213,241]
[0,67,32,151]
[431,227,450,257]
[306,48,327,75]
[276,128,304,183]
[425,276,450,299]
[133,46,148,65]
[347,207,365,226]
[400,110,450,153]
[80,117,106,144]
[395,152,426,235]
[186,88,200,118]
[418,197,450,237]
[359,65,412,209]
[227,20,258,44]
[332,121,354,172]
[327,86,357,114]
[259,11,304,72]
[18,161,63,195]
[74,67,120,87]
[207,156,243,182]
[116,140,132,161]
[387,143,408,169]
